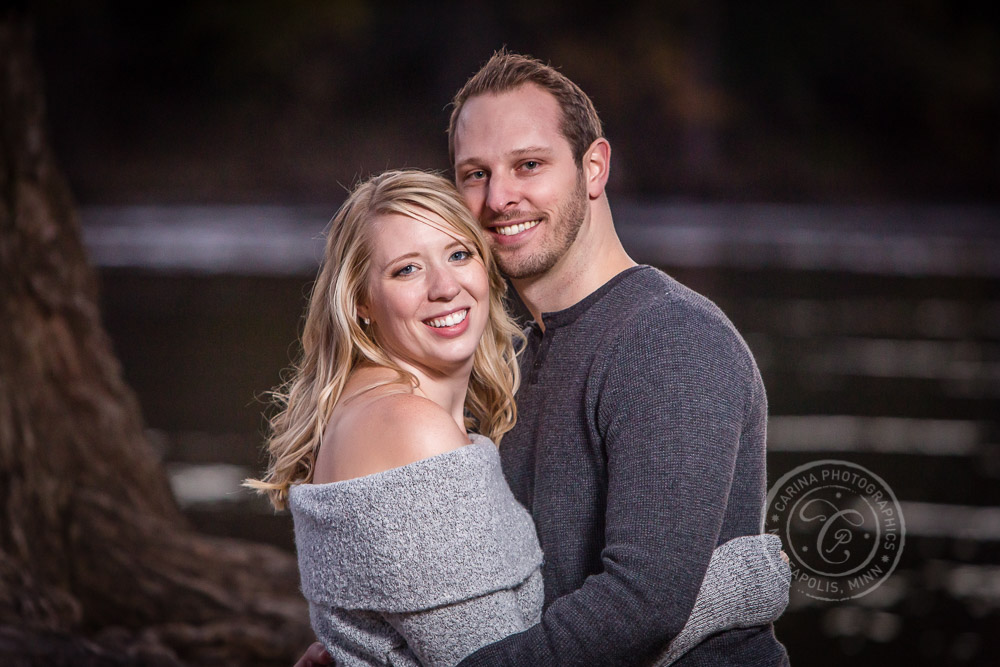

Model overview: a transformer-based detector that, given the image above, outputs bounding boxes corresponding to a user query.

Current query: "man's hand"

[293,642,331,667]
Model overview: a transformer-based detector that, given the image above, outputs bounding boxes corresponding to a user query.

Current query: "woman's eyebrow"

[381,251,419,270]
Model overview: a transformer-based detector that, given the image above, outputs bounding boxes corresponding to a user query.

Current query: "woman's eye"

[394,264,416,276]
[450,250,472,262]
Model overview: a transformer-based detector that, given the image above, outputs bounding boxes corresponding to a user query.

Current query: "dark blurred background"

[28,1,1000,665]
[33,0,1000,204]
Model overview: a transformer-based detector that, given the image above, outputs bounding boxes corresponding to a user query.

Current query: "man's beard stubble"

[491,171,588,280]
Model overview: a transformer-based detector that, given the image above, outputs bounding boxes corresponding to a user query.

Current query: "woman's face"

[359,211,490,379]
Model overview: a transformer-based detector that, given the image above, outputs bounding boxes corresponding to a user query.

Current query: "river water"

[82,203,1000,666]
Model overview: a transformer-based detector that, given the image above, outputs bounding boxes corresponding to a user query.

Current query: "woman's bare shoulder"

[313,385,469,484]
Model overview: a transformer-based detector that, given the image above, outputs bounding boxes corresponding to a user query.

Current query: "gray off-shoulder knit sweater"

[290,435,789,667]
[290,435,542,667]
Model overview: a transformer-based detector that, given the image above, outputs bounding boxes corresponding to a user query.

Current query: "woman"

[248,170,788,667]
[248,169,540,667]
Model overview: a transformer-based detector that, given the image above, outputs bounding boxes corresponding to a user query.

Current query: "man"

[299,50,789,665]
[448,50,788,666]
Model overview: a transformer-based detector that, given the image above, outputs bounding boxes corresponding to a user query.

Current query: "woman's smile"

[361,212,490,376]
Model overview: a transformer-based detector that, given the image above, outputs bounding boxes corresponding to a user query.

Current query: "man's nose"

[485,173,518,214]
[427,265,461,301]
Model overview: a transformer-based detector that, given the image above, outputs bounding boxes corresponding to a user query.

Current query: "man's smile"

[492,219,541,236]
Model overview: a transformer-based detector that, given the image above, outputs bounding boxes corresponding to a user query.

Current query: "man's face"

[452,84,588,280]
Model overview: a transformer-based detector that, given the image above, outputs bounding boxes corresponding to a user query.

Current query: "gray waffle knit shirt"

[291,434,789,666]
[459,265,791,666]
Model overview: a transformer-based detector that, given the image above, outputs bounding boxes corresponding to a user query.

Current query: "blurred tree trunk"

[0,14,311,666]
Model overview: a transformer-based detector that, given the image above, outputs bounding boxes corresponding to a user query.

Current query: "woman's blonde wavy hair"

[246,169,522,510]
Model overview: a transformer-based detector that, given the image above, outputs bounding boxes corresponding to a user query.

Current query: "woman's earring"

[362,317,370,325]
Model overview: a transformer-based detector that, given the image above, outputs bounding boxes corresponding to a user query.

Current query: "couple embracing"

[248,50,792,666]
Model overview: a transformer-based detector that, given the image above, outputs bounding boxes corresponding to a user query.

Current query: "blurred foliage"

[27,0,999,203]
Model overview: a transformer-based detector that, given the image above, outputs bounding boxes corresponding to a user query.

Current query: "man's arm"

[653,534,790,665]
[459,304,769,665]
[290,536,788,667]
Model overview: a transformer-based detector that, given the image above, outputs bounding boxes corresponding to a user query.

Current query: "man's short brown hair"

[447,48,604,167]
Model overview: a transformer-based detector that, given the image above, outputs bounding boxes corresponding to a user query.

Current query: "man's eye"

[522,161,539,170]
[467,170,486,181]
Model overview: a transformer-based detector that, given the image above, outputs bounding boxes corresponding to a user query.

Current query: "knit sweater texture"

[291,431,789,666]
[290,435,543,667]
[459,265,790,666]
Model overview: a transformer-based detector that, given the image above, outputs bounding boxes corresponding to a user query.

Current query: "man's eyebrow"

[454,157,482,171]
[508,146,554,158]
[455,146,555,169]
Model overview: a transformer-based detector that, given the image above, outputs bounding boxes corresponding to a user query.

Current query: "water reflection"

[84,203,1000,666]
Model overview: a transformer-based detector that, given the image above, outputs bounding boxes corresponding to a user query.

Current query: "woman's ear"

[356,302,371,325]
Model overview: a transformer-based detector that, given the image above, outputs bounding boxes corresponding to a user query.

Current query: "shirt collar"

[536,265,650,330]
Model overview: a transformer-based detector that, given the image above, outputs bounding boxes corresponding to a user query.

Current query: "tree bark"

[0,14,311,665]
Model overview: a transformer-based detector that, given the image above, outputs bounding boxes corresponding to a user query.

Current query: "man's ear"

[584,138,611,200]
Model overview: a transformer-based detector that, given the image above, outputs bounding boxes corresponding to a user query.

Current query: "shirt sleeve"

[650,534,791,665]
[458,302,769,666]
[385,569,544,667]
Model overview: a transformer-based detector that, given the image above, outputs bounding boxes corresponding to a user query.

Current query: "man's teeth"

[426,309,469,328]
[495,219,540,236]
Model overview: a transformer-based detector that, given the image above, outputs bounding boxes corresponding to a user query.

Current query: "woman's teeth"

[495,219,540,236]
[426,309,469,328]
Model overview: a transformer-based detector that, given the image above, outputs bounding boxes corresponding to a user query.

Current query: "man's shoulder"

[604,266,747,350]
[591,267,765,412]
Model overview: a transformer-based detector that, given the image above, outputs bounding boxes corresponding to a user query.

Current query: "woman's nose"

[427,266,461,301]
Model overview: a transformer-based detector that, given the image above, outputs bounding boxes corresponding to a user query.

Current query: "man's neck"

[513,199,636,330]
